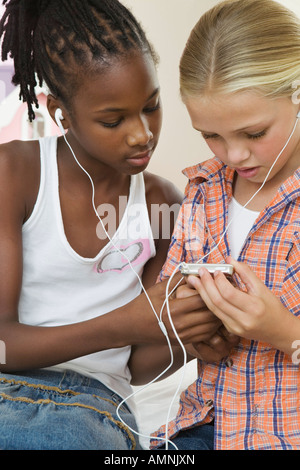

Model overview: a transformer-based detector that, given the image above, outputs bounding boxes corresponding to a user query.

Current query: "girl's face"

[184,91,300,187]
[63,52,162,176]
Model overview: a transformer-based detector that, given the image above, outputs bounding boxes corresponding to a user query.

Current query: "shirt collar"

[182,157,228,182]
[183,157,300,203]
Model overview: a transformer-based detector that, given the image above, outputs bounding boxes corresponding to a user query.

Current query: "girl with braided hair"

[0,0,227,450]
[151,0,300,451]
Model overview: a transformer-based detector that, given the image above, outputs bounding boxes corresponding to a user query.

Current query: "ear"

[47,95,70,133]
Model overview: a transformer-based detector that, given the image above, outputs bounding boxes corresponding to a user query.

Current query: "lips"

[235,167,259,178]
[126,148,153,167]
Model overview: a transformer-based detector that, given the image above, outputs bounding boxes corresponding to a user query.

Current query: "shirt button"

[225,358,233,367]
[205,399,213,407]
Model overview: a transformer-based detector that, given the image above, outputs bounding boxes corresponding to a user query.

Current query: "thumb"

[227,256,263,296]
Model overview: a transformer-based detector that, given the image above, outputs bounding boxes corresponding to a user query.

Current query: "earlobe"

[55,108,66,135]
[47,94,69,133]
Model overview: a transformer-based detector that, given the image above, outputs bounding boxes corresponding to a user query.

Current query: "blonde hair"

[180,0,300,100]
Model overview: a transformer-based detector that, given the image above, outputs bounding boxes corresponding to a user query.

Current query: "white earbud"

[297,110,300,119]
[55,108,65,135]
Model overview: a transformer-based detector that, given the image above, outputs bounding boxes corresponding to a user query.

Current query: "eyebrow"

[95,87,160,114]
[196,121,268,134]
[234,122,268,132]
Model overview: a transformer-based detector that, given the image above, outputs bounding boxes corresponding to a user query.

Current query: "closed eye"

[98,100,160,129]
[201,132,219,140]
[99,118,123,128]
[144,101,161,114]
[201,130,267,141]
[247,130,267,140]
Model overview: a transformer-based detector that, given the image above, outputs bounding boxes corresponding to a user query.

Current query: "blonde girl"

[152,0,300,450]
[0,0,225,450]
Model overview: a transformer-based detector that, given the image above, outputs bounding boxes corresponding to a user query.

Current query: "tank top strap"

[23,136,58,231]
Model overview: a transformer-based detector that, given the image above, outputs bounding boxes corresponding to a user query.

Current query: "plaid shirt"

[151,157,300,450]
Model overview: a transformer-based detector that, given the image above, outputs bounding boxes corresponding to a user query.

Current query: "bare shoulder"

[0,139,39,170]
[0,140,40,221]
[143,171,183,207]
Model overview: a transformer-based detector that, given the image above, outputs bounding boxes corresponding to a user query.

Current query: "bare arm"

[0,147,219,373]
[128,173,224,384]
[0,141,139,371]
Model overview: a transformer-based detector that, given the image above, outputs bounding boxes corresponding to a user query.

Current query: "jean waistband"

[0,369,112,397]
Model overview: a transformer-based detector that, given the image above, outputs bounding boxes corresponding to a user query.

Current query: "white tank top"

[18,136,156,402]
[227,196,259,259]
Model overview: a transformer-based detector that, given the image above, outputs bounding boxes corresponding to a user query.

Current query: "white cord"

[62,134,162,323]
[195,113,300,265]
[61,112,299,450]
[61,132,176,447]
[115,330,179,450]
[160,113,300,448]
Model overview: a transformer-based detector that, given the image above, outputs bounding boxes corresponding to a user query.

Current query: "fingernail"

[198,268,205,277]
[188,275,197,287]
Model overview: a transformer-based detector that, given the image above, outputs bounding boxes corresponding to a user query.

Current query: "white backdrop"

[0,1,299,191]
[0,0,299,449]
[121,0,300,190]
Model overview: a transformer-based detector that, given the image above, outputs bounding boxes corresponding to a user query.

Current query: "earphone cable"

[58,110,299,450]
[61,131,177,448]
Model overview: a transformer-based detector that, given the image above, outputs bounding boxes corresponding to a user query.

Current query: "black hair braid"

[0,0,50,120]
[0,0,156,121]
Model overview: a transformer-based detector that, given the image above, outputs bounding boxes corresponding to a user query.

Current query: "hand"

[129,272,222,346]
[187,256,295,350]
[185,326,240,362]
[174,280,199,300]
[174,278,239,362]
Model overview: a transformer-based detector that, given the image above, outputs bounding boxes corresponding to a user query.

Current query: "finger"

[175,285,199,299]
[170,289,207,312]
[187,270,246,329]
[166,307,221,332]
[161,271,185,293]
[226,256,265,296]
[190,342,226,362]
[152,273,185,301]
[187,269,238,310]
[165,307,221,344]
[217,325,240,345]
[213,270,249,311]
[179,321,221,344]
[205,332,237,357]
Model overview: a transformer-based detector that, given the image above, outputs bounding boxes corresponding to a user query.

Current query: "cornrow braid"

[0,0,157,121]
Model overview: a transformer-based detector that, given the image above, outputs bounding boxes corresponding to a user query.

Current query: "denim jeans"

[163,424,215,450]
[0,369,142,450]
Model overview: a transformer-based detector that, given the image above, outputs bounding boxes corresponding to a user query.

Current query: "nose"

[226,141,250,166]
[127,116,153,147]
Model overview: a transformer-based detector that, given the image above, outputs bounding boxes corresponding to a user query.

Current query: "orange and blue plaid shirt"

[151,157,300,450]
